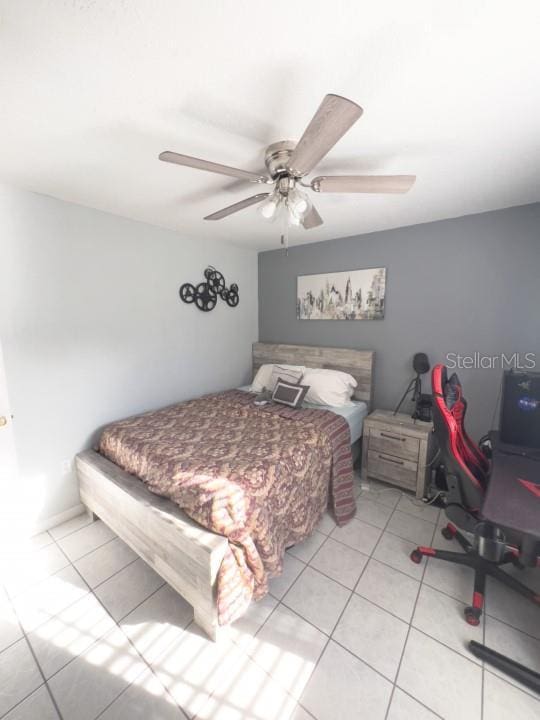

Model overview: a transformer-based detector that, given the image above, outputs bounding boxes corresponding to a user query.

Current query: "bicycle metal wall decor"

[179,266,239,312]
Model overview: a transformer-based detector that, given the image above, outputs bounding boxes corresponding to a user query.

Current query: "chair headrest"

[445,373,462,410]
[432,365,464,411]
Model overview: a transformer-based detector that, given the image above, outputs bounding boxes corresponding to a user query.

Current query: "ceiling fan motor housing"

[264,140,297,179]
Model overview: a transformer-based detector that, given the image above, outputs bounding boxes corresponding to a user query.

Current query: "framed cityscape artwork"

[297,267,386,320]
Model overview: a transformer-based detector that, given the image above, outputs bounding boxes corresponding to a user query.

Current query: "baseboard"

[32,503,86,535]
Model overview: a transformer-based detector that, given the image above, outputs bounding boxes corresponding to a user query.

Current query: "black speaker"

[413,352,430,375]
[394,352,432,420]
[500,370,540,449]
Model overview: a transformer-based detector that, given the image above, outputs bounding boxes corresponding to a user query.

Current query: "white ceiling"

[0,1,539,250]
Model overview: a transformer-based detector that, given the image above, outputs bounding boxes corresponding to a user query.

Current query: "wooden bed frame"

[76,343,375,640]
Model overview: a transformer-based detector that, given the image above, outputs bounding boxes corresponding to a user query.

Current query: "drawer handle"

[378,454,404,466]
[380,432,406,442]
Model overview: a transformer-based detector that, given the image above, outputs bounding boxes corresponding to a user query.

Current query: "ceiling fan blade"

[302,205,324,229]
[311,175,416,193]
[204,193,270,221]
[159,151,270,184]
[287,94,363,178]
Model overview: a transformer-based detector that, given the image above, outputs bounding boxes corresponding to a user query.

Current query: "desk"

[483,432,540,566]
[475,433,540,693]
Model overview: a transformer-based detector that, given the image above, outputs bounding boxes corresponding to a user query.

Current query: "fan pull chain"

[281,204,289,256]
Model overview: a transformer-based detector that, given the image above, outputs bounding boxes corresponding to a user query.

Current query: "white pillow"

[250,364,274,392]
[250,363,306,392]
[268,364,304,390]
[302,368,357,407]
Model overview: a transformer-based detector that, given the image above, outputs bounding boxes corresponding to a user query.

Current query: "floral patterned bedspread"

[98,389,356,625]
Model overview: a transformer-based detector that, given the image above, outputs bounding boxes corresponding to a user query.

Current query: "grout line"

[275,594,423,709]
[285,496,399,717]
[250,501,446,718]
[337,502,438,538]
[91,555,141,591]
[200,604,318,720]
[116,580,167,623]
[403,524,540,643]
[26,573,168,689]
[0,681,60,720]
[7,529,137,640]
[0,591,65,720]
[364,493,402,565]
[3,503,536,719]
[182,616,289,719]
[358,483,442,516]
[2,560,73,603]
[281,536,330,603]
[283,557,414,628]
[327,518,436,575]
[56,533,120,565]
[383,505,438,720]
[421,574,540,643]
[55,562,189,720]
[246,534,337,717]
[481,611,540,643]
[47,516,93,544]
[390,686,445,719]
[274,525,539,708]
[483,667,540,703]
[92,642,185,720]
[9,577,92,637]
[24,638,65,720]
[409,625,483,668]
[482,598,540,703]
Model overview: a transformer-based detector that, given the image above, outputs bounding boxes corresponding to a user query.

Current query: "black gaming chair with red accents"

[410,364,539,626]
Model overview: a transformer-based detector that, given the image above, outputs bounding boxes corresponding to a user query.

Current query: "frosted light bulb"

[258,194,280,221]
[287,187,311,219]
[288,211,302,226]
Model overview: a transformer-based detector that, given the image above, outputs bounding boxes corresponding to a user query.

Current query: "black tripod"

[394,373,423,418]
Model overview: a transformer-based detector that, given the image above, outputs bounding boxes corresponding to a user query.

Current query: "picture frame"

[297,267,386,320]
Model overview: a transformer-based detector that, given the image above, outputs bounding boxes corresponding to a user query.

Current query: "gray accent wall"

[259,203,540,440]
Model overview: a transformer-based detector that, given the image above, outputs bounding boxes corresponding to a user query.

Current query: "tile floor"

[0,477,538,720]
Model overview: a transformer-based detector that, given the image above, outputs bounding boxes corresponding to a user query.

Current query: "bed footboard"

[76,450,229,641]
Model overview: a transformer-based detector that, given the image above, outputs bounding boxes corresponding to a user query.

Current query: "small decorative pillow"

[250,363,305,392]
[272,378,309,408]
[268,364,304,391]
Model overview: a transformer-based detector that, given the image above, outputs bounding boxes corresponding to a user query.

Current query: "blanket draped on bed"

[98,390,356,625]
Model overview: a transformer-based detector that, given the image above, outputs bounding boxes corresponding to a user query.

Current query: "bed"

[236,389,367,473]
[76,343,375,640]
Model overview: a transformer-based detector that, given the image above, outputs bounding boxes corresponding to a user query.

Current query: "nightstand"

[361,410,436,498]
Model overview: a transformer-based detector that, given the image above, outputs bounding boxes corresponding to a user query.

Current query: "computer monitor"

[500,370,540,450]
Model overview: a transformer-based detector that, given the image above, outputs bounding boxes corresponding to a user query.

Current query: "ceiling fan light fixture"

[288,210,302,227]
[258,193,281,221]
[287,187,311,220]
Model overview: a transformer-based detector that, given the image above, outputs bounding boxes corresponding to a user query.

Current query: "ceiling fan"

[159,94,415,244]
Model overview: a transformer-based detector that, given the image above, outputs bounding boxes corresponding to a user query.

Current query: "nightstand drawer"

[367,451,418,491]
[369,427,420,462]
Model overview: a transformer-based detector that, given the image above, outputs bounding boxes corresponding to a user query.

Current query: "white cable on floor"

[357,483,444,510]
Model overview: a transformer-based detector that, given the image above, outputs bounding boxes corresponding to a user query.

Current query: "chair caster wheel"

[441,525,456,540]
[410,549,423,564]
[464,606,481,626]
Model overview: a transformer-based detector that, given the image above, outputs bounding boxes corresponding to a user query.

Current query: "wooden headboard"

[252,342,375,410]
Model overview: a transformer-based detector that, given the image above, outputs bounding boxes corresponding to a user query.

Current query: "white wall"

[0,186,258,531]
